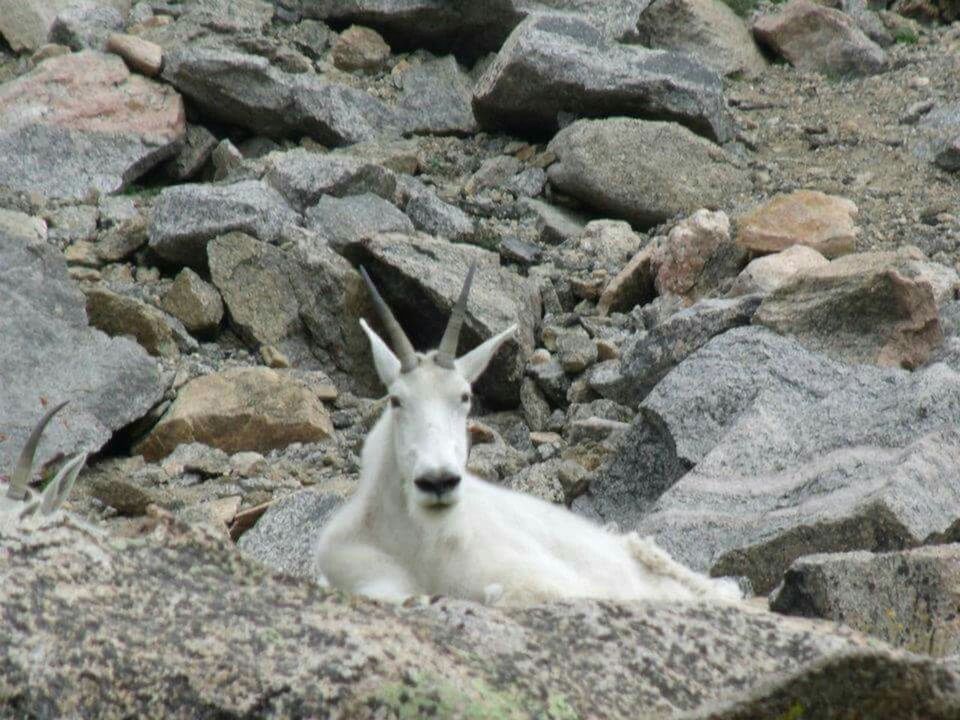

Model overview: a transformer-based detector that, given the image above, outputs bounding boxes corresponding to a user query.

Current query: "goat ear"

[360,319,402,387]
[455,324,517,383]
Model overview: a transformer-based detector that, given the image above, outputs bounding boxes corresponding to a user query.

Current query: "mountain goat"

[315,267,741,605]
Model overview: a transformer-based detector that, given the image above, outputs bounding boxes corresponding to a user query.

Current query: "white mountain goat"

[0,401,87,523]
[315,267,741,605]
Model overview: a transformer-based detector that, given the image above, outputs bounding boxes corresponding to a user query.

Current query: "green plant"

[894,28,919,44]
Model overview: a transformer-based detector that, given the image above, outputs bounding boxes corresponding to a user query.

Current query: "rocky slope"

[1,0,960,717]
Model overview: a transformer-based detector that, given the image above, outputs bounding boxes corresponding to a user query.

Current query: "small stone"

[331,25,390,73]
[84,286,179,359]
[729,244,830,296]
[596,339,619,361]
[464,155,522,194]
[106,33,163,76]
[520,377,552,431]
[527,357,571,407]
[161,442,231,478]
[162,124,218,182]
[261,345,291,368]
[161,268,224,337]
[499,236,542,265]
[468,420,498,445]
[230,451,267,478]
[522,198,588,245]
[736,190,859,259]
[652,209,743,301]
[597,244,657,316]
[63,241,101,268]
[530,431,563,446]
[557,332,599,373]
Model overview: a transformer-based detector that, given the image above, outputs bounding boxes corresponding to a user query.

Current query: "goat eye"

[390,396,402,409]
[461,392,471,404]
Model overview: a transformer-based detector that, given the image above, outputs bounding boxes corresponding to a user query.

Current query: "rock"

[464,155,522,194]
[597,327,960,593]
[754,249,946,369]
[106,32,163,76]
[0,0,128,52]
[95,217,148,263]
[556,331,598,373]
[821,0,893,47]
[730,244,830,296]
[520,377,552,431]
[331,24,390,72]
[84,286,180,359]
[770,545,960,657]
[0,51,184,202]
[399,177,475,241]
[134,367,334,461]
[0,227,164,474]
[752,0,888,78]
[395,55,477,136]
[736,190,859,259]
[237,489,346,578]
[341,233,541,407]
[652,209,746,301]
[160,124,218,182]
[935,136,960,172]
[160,268,224,336]
[49,2,123,51]
[7,517,960,719]
[913,103,960,165]
[502,167,546,197]
[304,193,414,250]
[148,180,299,268]
[499,236,542,265]
[527,356,571,407]
[0,208,47,243]
[161,46,398,145]
[263,148,397,213]
[473,14,734,143]
[597,244,657,316]
[636,0,768,77]
[618,295,762,406]
[207,232,312,359]
[521,198,588,245]
[546,118,750,228]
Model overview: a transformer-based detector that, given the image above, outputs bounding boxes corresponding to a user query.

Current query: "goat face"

[358,266,517,510]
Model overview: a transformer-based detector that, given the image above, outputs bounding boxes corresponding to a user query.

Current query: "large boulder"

[546,118,751,228]
[0,51,184,202]
[395,55,477,136]
[4,515,960,718]
[161,46,399,145]
[752,0,888,78]
[771,545,960,657]
[473,13,734,143]
[588,327,960,593]
[635,0,768,78]
[148,180,299,268]
[0,229,164,474]
[754,249,950,369]
[0,0,129,52]
[340,232,541,407]
[134,367,334,461]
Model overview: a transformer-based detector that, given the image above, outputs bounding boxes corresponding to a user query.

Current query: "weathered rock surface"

[0,229,164,473]
[771,545,960,657]
[754,249,947,369]
[160,268,224,336]
[237,488,346,577]
[4,515,960,719]
[331,24,391,72]
[736,190,859,258]
[148,180,299,268]
[597,243,657,316]
[752,0,888,77]
[591,328,960,593]
[547,118,751,228]
[0,0,129,52]
[473,13,734,143]
[636,0,768,77]
[729,244,830,296]
[161,46,398,145]
[400,178,476,241]
[106,32,164,77]
[84,286,180,359]
[49,1,124,51]
[396,55,477,136]
[134,367,334,461]
[341,232,541,407]
[0,51,184,201]
[304,193,415,249]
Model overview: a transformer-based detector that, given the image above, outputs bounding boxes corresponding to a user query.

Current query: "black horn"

[435,264,476,369]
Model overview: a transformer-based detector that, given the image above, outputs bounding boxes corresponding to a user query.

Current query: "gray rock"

[503,167,546,197]
[340,232,541,407]
[635,0,768,77]
[148,180,299,268]
[520,376,552,431]
[396,55,477,136]
[935,136,960,172]
[474,13,734,143]
[263,147,397,213]
[499,236,542,265]
[0,52,184,202]
[770,544,960,657]
[913,102,960,164]
[160,268,224,336]
[547,118,751,228]
[595,328,960,593]
[464,155,522,194]
[619,295,762,406]
[527,357,571,407]
[161,46,399,145]
[237,488,346,578]
[0,0,128,52]
[556,331,598,373]
[162,124,218,181]
[48,1,123,50]
[305,193,415,250]
[0,228,164,474]
[399,177,475,241]
[821,0,893,47]
[521,198,589,245]
[6,517,960,719]
[46,205,99,245]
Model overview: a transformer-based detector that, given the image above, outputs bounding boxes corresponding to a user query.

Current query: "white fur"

[315,322,742,605]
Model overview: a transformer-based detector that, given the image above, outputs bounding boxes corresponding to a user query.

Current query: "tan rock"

[107,33,163,77]
[597,244,656,316]
[134,367,334,461]
[161,268,224,336]
[729,244,830,296]
[331,25,390,72]
[737,190,859,258]
[84,286,179,359]
[754,248,946,368]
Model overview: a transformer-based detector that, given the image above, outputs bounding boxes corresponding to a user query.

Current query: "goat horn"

[7,400,69,502]
[435,264,476,369]
[359,266,418,373]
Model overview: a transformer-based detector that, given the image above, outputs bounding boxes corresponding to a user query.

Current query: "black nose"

[415,473,461,495]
